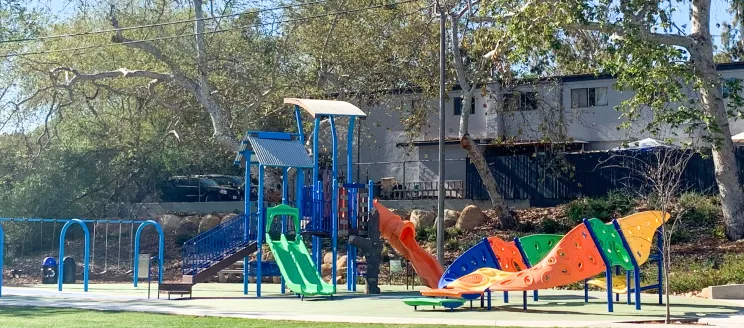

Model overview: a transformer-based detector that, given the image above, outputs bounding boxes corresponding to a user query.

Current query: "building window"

[454,97,476,116]
[571,87,608,108]
[502,92,538,111]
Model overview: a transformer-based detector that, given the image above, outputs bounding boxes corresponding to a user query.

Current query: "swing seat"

[587,275,656,294]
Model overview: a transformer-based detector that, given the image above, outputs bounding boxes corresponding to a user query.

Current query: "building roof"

[234,131,313,168]
[284,98,367,118]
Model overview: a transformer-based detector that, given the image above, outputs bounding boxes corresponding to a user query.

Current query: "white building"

[346,62,744,188]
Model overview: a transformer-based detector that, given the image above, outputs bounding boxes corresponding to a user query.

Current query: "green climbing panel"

[517,234,563,266]
[585,218,634,271]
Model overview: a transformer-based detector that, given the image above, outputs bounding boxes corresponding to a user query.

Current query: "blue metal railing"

[301,185,333,234]
[181,213,258,275]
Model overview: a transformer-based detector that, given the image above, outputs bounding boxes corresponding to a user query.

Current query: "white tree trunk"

[692,0,744,239]
[461,134,516,228]
[450,12,514,226]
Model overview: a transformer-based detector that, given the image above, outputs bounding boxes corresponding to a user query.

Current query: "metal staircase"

[175,214,259,285]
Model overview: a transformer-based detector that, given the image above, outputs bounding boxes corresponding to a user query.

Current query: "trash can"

[41,257,57,284]
[62,257,76,284]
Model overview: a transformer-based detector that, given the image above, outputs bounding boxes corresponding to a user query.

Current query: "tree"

[480,0,744,240]
[602,146,693,324]
[441,0,518,228]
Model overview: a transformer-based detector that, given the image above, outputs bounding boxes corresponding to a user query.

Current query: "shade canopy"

[284,98,367,118]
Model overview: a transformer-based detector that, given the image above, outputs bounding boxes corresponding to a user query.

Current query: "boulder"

[198,214,221,233]
[435,209,460,229]
[456,205,486,231]
[321,263,333,277]
[263,249,275,262]
[157,214,180,234]
[391,208,410,220]
[175,216,200,238]
[221,213,239,224]
[324,252,334,264]
[336,255,348,269]
[409,210,435,228]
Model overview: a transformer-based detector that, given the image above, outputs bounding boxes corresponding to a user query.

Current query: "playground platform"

[0,284,742,327]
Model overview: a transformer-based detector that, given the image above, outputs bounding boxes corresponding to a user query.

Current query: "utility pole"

[436,0,446,266]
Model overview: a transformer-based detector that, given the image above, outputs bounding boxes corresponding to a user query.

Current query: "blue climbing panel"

[438,238,500,289]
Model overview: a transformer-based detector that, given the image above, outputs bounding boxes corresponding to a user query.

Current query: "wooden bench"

[158,283,194,300]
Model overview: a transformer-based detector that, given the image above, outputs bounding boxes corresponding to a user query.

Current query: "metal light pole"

[436,1,446,266]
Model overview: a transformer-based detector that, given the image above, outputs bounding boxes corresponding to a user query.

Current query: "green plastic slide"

[265,204,334,296]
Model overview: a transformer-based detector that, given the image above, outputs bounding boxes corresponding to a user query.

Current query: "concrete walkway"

[1,284,742,328]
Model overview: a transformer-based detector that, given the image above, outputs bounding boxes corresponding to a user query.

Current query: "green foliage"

[537,218,566,234]
[667,253,744,294]
[677,192,721,228]
[414,225,437,244]
[565,191,635,225]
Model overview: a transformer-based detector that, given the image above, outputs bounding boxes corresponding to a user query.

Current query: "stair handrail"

[181,213,257,275]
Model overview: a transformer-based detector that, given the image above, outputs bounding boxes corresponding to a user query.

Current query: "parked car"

[160,176,242,202]
[197,174,257,201]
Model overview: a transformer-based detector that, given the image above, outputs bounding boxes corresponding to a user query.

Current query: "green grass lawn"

[0,306,514,328]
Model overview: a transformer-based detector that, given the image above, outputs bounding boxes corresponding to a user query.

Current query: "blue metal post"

[615,266,620,302]
[295,105,305,142]
[331,178,338,291]
[346,117,356,291]
[312,117,320,184]
[347,117,355,182]
[583,218,612,312]
[584,279,589,303]
[0,223,3,297]
[58,219,90,292]
[133,220,164,286]
[613,219,642,310]
[329,117,339,291]
[311,117,321,274]
[627,269,632,305]
[313,180,322,273]
[257,165,265,297]
[244,152,254,295]
[281,167,289,294]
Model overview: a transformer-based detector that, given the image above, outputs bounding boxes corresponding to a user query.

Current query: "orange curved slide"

[374,200,444,288]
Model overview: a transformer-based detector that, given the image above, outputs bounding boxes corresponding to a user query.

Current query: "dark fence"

[465,148,741,207]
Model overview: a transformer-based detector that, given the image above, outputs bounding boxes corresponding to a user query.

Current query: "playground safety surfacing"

[1,284,742,327]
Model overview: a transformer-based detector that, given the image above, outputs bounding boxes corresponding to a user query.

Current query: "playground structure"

[385,201,669,312]
[0,218,165,297]
[173,98,379,297]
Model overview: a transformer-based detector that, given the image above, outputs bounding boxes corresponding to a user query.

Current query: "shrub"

[516,221,536,233]
[565,190,635,225]
[677,192,720,228]
[415,225,437,243]
[538,218,566,234]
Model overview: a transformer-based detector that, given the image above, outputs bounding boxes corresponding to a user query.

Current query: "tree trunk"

[193,0,236,150]
[461,134,516,229]
[450,12,514,225]
[459,91,473,137]
[692,0,744,240]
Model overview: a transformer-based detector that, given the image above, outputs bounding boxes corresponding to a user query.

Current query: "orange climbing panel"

[487,237,527,272]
